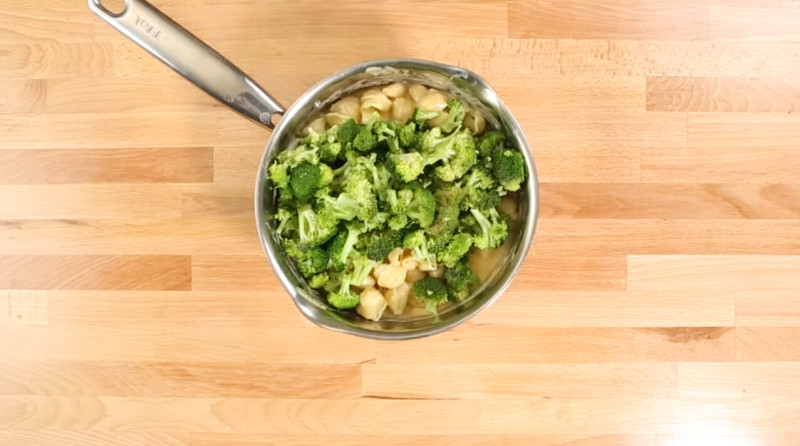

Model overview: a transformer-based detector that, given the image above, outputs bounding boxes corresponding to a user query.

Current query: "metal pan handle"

[89,0,284,129]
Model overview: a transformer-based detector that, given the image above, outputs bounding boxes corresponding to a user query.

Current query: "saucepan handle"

[89,0,284,129]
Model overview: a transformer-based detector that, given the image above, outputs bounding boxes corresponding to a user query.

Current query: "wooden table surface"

[2,1,800,445]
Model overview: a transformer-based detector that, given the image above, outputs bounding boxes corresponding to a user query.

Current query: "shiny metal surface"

[90,1,539,340]
[255,60,539,340]
[88,0,284,128]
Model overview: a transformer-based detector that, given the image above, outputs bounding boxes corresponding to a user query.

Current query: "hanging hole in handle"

[92,0,128,17]
[260,112,284,129]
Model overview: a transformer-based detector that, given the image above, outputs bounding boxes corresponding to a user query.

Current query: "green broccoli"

[353,113,379,153]
[477,130,505,158]
[296,203,339,247]
[308,272,329,289]
[373,120,401,153]
[463,187,501,212]
[445,259,477,301]
[405,182,436,228]
[388,152,425,183]
[427,183,463,240]
[386,188,413,230]
[336,119,360,147]
[317,193,363,221]
[413,107,439,127]
[433,130,477,182]
[463,166,496,191]
[413,277,448,313]
[268,162,290,190]
[403,229,437,271]
[468,208,509,250]
[365,230,404,262]
[275,206,297,236]
[327,224,362,270]
[437,233,474,268]
[283,239,329,278]
[289,161,322,200]
[492,145,526,192]
[398,122,419,148]
[439,99,466,133]
[327,277,359,309]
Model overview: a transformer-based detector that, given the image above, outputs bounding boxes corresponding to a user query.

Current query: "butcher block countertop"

[2,1,800,445]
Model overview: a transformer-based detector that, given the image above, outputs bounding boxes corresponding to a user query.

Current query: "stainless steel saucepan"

[89,0,539,340]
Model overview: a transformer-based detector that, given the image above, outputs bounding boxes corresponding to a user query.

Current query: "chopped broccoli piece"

[477,130,505,158]
[289,161,321,200]
[437,233,474,268]
[268,162,289,190]
[468,208,509,250]
[413,277,448,313]
[309,273,329,289]
[398,122,419,148]
[403,229,437,271]
[492,146,526,192]
[445,259,477,301]
[427,183,463,240]
[464,187,501,212]
[413,107,439,127]
[389,152,424,183]
[439,99,466,133]
[433,130,477,182]
[336,119,360,146]
[276,206,297,236]
[296,203,339,247]
[327,284,359,309]
[327,224,361,270]
[405,182,436,228]
[365,230,404,262]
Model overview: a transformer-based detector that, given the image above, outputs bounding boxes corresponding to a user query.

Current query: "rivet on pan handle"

[89,0,285,129]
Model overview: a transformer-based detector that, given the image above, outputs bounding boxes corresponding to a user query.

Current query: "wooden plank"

[656,433,800,446]
[737,327,800,361]
[181,185,253,219]
[533,219,800,257]
[0,326,375,363]
[0,43,112,79]
[362,363,676,399]
[0,360,361,398]
[677,362,800,397]
[628,255,800,292]
[647,77,800,113]
[0,7,97,44]
[0,79,45,113]
[0,255,191,290]
[709,3,800,41]
[213,145,264,186]
[45,291,310,329]
[0,185,182,219]
[0,148,214,184]
[0,431,189,446]
[191,434,656,446]
[0,290,47,326]
[643,113,800,183]
[539,183,800,219]
[736,291,800,327]
[508,0,710,40]
[376,326,735,364]
[0,219,263,256]
[476,290,734,328]
[191,256,277,292]
[521,255,627,291]
[0,112,264,149]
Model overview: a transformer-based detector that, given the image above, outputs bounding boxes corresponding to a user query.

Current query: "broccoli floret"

[327,281,359,309]
[353,113,379,153]
[276,206,297,236]
[463,166,496,190]
[477,130,505,158]
[437,233,474,268]
[283,239,329,278]
[373,120,401,153]
[492,146,526,192]
[276,142,319,167]
[365,230,404,262]
[403,229,437,271]
[427,183,463,240]
[420,127,458,166]
[268,162,290,190]
[413,107,439,127]
[413,277,448,313]
[386,188,413,230]
[319,164,334,187]
[463,187,500,212]
[350,255,376,287]
[398,122,419,149]
[445,259,477,301]
[433,130,477,182]
[439,99,466,133]
[389,152,424,183]
[336,119,360,147]
[317,193,362,221]
[327,224,361,270]
[296,203,339,247]
[405,182,436,228]
[289,161,321,200]
[469,208,509,250]
[308,273,329,289]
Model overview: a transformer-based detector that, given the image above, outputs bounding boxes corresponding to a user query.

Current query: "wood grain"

[3,0,800,444]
